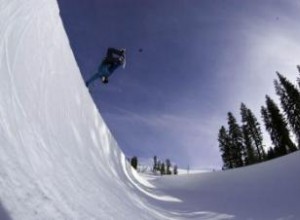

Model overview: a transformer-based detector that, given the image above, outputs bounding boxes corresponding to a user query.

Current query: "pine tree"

[160,163,165,175]
[297,65,300,88]
[241,104,256,165]
[153,155,158,172]
[166,159,172,175]
[173,165,178,175]
[131,156,138,170]
[218,126,233,169]
[275,72,300,148]
[266,147,276,160]
[157,160,161,172]
[240,103,265,162]
[227,112,244,167]
[242,124,255,165]
[261,96,297,156]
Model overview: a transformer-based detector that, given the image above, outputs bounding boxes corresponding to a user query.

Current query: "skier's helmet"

[102,76,109,84]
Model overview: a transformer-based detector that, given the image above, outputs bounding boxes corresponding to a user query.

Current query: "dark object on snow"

[173,165,178,175]
[131,156,138,170]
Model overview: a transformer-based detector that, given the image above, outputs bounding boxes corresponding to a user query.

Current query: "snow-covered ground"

[0,0,299,219]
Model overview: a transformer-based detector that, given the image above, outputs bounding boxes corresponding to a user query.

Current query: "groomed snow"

[0,0,299,219]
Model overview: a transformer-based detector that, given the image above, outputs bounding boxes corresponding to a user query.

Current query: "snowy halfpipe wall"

[0,0,170,219]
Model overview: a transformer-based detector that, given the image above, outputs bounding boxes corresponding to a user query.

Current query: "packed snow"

[0,0,299,219]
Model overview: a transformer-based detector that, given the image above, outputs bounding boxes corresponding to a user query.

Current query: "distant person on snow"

[85,48,126,86]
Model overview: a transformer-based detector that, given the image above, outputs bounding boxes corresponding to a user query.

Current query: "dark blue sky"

[57,0,300,169]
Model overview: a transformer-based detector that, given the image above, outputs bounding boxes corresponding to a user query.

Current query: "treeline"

[130,155,178,175]
[218,66,300,170]
[153,155,178,175]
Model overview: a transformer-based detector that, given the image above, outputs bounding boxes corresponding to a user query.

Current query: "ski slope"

[0,0,299,219]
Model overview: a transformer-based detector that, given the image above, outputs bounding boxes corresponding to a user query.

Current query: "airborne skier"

[85,48,126,86]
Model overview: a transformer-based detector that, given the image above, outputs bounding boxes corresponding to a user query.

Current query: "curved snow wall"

[0,0,161,219]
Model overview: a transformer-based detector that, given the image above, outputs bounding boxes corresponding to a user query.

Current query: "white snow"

[0,0,299,219]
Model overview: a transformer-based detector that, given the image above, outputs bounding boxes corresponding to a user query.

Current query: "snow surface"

[0,0,299,219]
